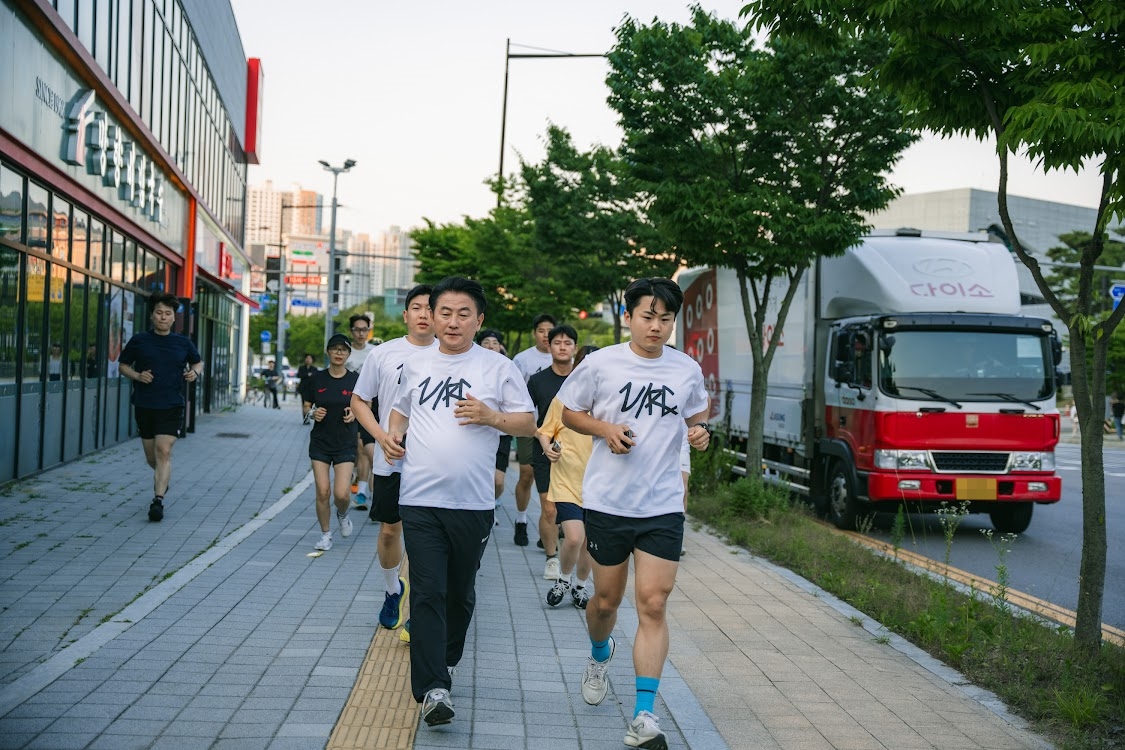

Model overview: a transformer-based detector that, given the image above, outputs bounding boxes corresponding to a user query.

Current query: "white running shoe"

[421,687,454,726]
[543,556,561,580]
[314,531,333,551]
[339,513,353,538]
[581,636,615,705]
[624,710,667,749]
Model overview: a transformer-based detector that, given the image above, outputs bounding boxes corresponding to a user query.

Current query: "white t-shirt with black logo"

[557,343,708,519]
[345,341,378,373]
[393,345,534,510]
[512,346,553,383]
[353,336,438,476]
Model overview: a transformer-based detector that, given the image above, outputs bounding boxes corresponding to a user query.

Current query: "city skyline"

[229,0,1108,240]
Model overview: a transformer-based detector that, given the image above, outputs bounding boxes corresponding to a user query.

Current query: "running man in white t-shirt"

[558,278,711,750]
[345,313,379,510]
[351,285,437,637]
[510,313,556,546]
[382,276,536,728]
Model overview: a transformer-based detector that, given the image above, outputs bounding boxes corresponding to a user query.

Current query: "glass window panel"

[27,183,48,252]
[78,0,94,52]
[151,28,163,143]
[164,31,174,152]
[108,229,124,286]
[94,0,111,72]
[129,0,142,112]
[51,195,70,261]
[0,247,18,385]
[141,0,153,126]
[88,219,104,275]
[72,210,89,266]
[24,253,46,379]
[123,239,136,285]
[115,0,129,89]
[56,0,76,31]
[107,285,124,378]
[47,263,67,382]
[85,273,104,380]
[0,165,24,244]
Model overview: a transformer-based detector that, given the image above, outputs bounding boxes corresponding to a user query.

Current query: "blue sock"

[635,676,659,716]
[590,637,611,663]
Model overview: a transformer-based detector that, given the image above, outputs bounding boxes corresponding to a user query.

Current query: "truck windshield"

[879,330,1052,403]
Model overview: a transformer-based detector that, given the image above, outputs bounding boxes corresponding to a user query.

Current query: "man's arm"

[119,362,152,384]
[562,408,635,455]
[382,409,409,464]
[684,407,711,451]
[453,393,536,436]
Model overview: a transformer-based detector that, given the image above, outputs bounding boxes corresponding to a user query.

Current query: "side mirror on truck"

[1051,335,1063,367]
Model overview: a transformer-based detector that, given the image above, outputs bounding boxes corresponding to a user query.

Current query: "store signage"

[285,275,323,285]
[62,87,164,224]
[291,298,322,308]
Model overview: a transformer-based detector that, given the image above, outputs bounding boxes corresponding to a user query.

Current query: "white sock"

[382,564,402,595]
[516,511,528,524]
[357,481,369,496]
[574,575,588,588]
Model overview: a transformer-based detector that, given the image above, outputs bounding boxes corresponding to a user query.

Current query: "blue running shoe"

[379,577,407,629]
[353,492,368,511]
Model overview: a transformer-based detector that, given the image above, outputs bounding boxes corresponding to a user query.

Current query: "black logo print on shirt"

[619,382,679,419]
[418,376,472,410]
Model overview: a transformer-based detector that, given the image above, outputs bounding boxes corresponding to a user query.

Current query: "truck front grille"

[931,452,1010,474]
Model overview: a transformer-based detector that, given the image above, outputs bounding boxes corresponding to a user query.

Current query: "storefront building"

[0,0,262,481]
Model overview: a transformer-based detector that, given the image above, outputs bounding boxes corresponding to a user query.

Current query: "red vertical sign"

[683,269,720,418]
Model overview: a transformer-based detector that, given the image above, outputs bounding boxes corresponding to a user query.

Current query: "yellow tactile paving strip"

[327,561,418,750]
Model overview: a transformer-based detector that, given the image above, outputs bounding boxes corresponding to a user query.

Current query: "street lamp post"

[320,159,356,350]
[264,201,324,369]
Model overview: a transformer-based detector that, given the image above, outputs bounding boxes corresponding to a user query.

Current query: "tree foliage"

[745,0,1123,655]
[520,125,679,342]
[606,6,916,471]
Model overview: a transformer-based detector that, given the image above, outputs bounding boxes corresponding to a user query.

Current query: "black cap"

[327,333,351,350]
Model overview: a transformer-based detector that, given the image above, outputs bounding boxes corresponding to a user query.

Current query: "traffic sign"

[260,330,272,343]
[291,298,323,309]
[1111,282,1125,310]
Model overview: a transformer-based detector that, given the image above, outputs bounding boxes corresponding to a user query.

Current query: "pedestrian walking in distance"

[345,314,379,511]
[559,277,710,750]
[306,334,360,552]
[351,284,438,639]
[118,292,203,522]
[382,276,536,728]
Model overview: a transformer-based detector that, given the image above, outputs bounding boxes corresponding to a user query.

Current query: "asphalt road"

[861,441,1125,631]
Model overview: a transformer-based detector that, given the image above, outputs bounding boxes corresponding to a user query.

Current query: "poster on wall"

[106,290,136,379]
[106,289,121,378]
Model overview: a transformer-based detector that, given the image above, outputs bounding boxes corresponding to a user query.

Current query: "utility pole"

[496,41,604,208]
[319,159,356,350]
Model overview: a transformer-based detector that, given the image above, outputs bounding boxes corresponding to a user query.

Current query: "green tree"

[521,125,679,343]
[606,7,916,474]
[746,0,1123,655]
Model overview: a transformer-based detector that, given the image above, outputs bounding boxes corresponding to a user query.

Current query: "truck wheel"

[989,503,1033,534]
[827,461,860,530]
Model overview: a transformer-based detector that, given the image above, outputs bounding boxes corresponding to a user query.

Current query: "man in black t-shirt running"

[118,293,203,522]
[525,325,576,577]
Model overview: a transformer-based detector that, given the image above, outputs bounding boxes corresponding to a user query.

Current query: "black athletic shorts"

[309,450,356,466]
[496,435,512,472]
[531,452,551,494]
[516,435,534,465]
[358,424,375,447]
[555,501,583,524]
[584,509,684,566]
[135,406,184,440]
[369,472,402,524]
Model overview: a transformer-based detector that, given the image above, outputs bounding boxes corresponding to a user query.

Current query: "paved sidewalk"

[0,401,1052,749]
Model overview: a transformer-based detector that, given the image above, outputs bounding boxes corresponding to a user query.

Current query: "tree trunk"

[1071,330,1109,652]
[609,293,623,344]
[735,267,767,475]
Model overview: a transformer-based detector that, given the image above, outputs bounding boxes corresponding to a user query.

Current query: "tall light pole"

[496,40,604,208]
[320,159,356,350]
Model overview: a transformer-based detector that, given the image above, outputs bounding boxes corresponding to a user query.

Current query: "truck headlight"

[1009,452,1055,471]
[874,450,930,470]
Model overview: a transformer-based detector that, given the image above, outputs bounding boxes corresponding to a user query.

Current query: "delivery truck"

[677,228,1063,533]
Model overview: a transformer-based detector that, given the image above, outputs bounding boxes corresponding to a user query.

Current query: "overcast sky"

[229,0,1105,238]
